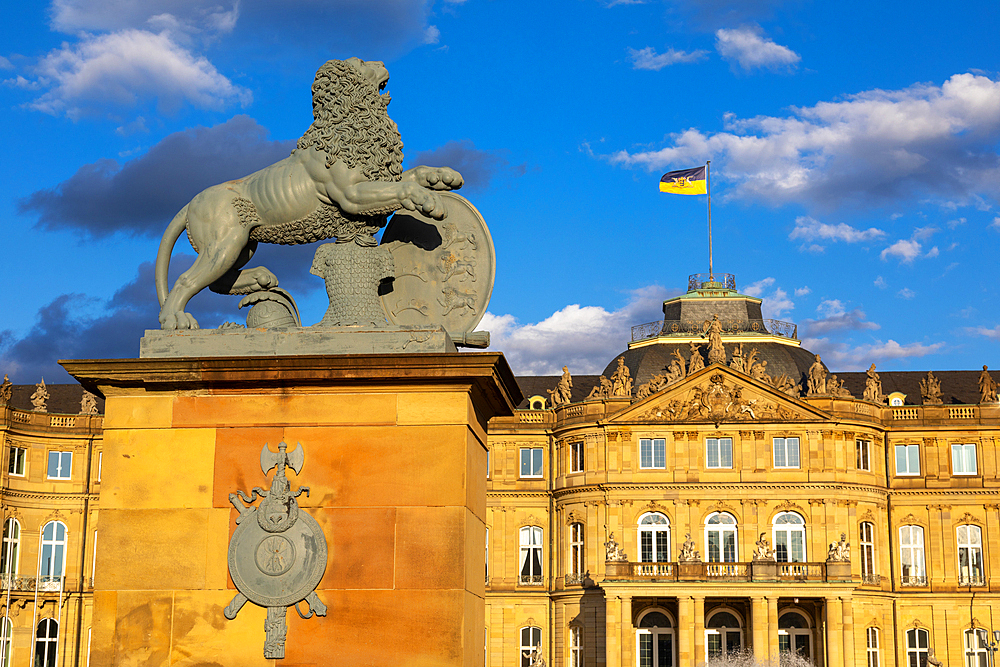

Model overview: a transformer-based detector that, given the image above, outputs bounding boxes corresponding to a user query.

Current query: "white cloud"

[423,24,441,44]
[742,277,774,296]
[947,217,967,228]
[967,325,1000,341]
[880,238,922,263]
[28,29,251,118]
[742,277,793,318]
[794,286,811,297]
[607,74,1000,210]
[49,0,239,36]
[924,246,939,258]
[483,285,676,375]
[990,217,1000,230]
[789,215,885,249]
[874,276,887,288]
[0,56,13,70]
[897,288,916,299]
[802,300,880,335]
[714,26,800,72]
[627,46,708,71]
[800,338,944,371]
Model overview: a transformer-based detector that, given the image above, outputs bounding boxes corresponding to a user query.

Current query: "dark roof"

[515,375,603,409]
[6,384,105,415]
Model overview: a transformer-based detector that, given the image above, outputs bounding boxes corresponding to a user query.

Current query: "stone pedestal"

[63,353,519,667]
[751,560,777,581]
[677,561,703,581]
[826,561,852,582]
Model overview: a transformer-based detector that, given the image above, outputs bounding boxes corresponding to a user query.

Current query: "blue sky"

[1,0,999,383]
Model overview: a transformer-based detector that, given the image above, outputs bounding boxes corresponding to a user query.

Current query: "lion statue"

[155,57,463,329]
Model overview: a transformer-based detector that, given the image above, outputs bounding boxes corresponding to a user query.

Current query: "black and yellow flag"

[659,166,707,195]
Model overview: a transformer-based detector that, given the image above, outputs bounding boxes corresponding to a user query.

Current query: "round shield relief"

[379,192,495,333]
[228,511,328,608]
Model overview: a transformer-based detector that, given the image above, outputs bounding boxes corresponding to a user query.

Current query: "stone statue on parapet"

[0,375,11,405]
[610,358,633,398]
[547,366,573,407]
[604,532,628,562]
[702,314,726,365]
[926,648,943,667]
[863,364,884,404]
[665,351,686,386]
[753,533,775,561]
[826,374,852,398]
[827,533,851,562]
[31,379,49,412]
[678,533,701,562]
[687,341,706,374]
[769,373,800,398]
[806,355,827,396]
[586,376,614,400]
[634,373,668,402]
[79,390,99,415]
[979,366,998,403]
[920,371,943,405]
[729,343,746,373]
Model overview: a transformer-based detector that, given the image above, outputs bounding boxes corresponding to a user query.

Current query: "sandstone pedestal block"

[63,353,519,667]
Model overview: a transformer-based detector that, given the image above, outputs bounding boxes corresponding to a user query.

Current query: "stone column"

[693,596,705,666]
[826,597,843,667]
[605,595,623,667]
[620,594,633,667]
[842,596,855,667]
[678,596,693,667]
[751,596,768,663]
[767,595,779,662]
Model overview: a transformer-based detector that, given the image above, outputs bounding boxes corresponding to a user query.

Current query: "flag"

[659,166,707,195]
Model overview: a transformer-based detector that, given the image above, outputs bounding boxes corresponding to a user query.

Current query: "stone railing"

[0,575,65,592]
[861,573,882,586]
[608,561,842,583]
[950,406,976,419]
[634,562,675,578]
[6,409,101,429]
[516,411,548,424]
[631,317,797,343]
[892,407,919,420]
[564,573,586,586]
[518,574,544,586]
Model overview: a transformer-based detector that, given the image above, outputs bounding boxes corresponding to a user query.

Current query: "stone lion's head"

[296,58,405,183]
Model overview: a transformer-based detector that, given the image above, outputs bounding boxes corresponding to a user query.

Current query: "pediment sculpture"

[635,373,800,423]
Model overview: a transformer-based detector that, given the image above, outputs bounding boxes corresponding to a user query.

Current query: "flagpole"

[707,160,713,281]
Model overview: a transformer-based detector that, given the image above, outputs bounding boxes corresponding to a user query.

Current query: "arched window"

[899,525,926,586]
[1,519,20,578]
[638,513,670,564]
[860,522,876,583]
[35,619,59,667]
[570,626,583,667]
[866,628,880,667]
[0,616,11,667]
[957,525,984,586]
[570,523,585,577]
[40,521,67,590]
[636,610,674,667]
[965,629,990,667]
[519,526,543,585]
[705,610,742,660]
[520,626,541,667]
[906,628,928,667]
[771,512,806,563]
[705,513,737,563]
[778,612,811,660]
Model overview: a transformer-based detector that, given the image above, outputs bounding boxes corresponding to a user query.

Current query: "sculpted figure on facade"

[827,533,851,562]
[604,533,628,562]
[30,379,49,412]
[523,644,546,667]
[634,373,668,402]
[806,355,827,396]
[750,358,769,382]
[687,341,706,375]
[154,57,464,330]
[587,376,614,400]
[729,343,746,373]
[979,366,998,403]
[0,375,11,405]
[920,371,943,405]
[678,533,701,562]
[826,375,852,398]
[702,314,726,365]
[863,363,884,404]
[610,358,633,398]
[926,648,943,667]
[665,351,686,386]
[754,533,775,561]
[547,366,573,407]
[79,390,99,415]
[770,373,800,398]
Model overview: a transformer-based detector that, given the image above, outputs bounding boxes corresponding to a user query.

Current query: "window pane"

[723,532,736,562]
[965,445,978,474]
[953,445,964,473]
[707,440,719,468]
[656,531,668,562]
[654,440,665,468]
[908,446,920,475]
[895,446,907,474]
[721,439,733,468]
[774,439,786,467]
[788,439,800,467]
[641,440,652,468]
[532,450,542,476]
[791,531,804,562]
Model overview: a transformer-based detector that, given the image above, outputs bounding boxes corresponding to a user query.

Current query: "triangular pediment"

[608,364,829,424]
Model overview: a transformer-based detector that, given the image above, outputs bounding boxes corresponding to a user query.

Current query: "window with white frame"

[1,519,20,578]
[773,437,800,468]
[47,451,72,480]
[638,513,670,564]
[637,610,674,667]
[640,439,666,469]
[570,523,585,577]
[706,513,737,563]
[772,512,806,562]
[0,615,11,667]
[485,527,489,583]
[40,521,67,585]
[957,524,984,586]
[777,612,811,660]
[519,526,543,585]
[486,448,490,479]
[860,522,876,582]
[520,626,541,667]
[905,628,928,667]
[895,444,920,476]
[97,451,102,482]
[952,443,978,475]
[866,627,880,667]
[705,610,742,660]
[570,442,584,473]
[520,448,543,478]
[899,525,926,586]
[965,629,990,667]
[570,626,583,667]
[7,447,25,477]
[35,619,59,667]
[706,438,733,469]
[856,440,871,471]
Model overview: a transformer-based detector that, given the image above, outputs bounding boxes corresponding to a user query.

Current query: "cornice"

[552,482,888,499]
[1,489,99,501]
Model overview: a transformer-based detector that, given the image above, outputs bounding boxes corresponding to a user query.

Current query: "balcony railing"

[901,575,928,587]
[706,563,749,579]
[564,573,586,586]
[609,561,843,582]
[959,574,986,587]
[518,574,544,586]
[688,273,738,292]
[631,317,797,343]
[634,563,675,579]
[1,574,65,592]
[861,573,882,586]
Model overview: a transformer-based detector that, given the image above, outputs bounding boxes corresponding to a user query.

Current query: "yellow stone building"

[0,384,103,667]
[486,274,1000,667]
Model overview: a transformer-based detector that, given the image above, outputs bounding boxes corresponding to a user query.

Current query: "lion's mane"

[296,59,405,182]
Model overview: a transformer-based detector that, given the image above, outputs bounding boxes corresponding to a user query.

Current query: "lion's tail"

[155,205,189,307]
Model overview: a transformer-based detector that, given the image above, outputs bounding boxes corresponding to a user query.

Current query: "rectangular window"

[773,437,800,468]
[639,439,665,469]
[519,448,543,478]
[965,629,989,667]
[47,451,72,480]
[570,626,583,667]
[951,443,978,475]
[866,628,880,667]
[485,448,490,479]
[706,438,733,469]
[570,523,584,576]
[894,444,920,476]
[570,442,584,473]
[899,525,926,586]
[8,447,26,477]
[856,440,871,471]
[860,522,876,582]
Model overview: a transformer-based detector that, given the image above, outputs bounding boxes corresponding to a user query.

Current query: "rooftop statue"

[920,371,944,405]
[979,366,998,404]
[863,363,884,404]
[31,379,49,412]
[547,366,573,406]
[155,58,466,331]
[806,354,827,396]
[702,315,726,365]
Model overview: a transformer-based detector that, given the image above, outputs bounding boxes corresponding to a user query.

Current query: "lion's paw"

[160,311,200,330]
